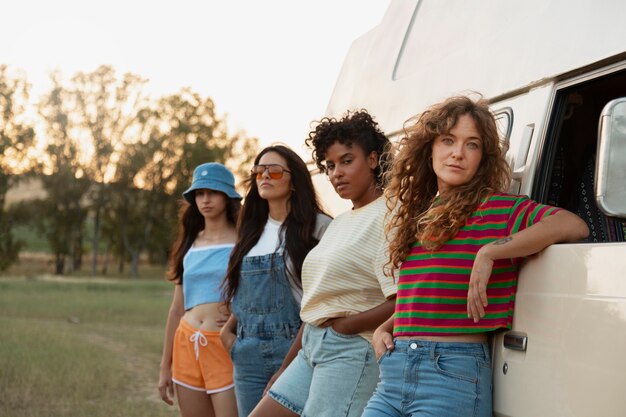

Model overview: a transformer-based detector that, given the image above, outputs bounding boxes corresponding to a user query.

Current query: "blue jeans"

[362,340,492,417]
[231,252,301,417]
[268,324,380,417]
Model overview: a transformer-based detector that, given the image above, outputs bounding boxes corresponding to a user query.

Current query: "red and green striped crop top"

[393,193,561,337]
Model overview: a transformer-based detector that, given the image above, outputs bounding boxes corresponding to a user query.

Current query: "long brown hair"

[222,145,330,304]
[385,95,510,274]
[167,195,240,284]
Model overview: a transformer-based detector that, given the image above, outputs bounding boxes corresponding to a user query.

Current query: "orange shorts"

[172,319,234,393]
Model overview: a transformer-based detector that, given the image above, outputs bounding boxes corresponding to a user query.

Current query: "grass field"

[0,275,181,417]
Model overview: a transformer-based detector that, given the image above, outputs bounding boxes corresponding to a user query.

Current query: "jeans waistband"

[392,339,490,360]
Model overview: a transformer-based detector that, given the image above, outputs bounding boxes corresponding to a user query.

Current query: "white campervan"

[315,1,626,416]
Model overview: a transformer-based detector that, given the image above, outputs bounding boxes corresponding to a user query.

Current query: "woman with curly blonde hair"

[362,95,588,417]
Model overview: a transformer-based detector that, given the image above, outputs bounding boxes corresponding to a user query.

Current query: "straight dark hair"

[223,145,330,304]
[167,193,240,284]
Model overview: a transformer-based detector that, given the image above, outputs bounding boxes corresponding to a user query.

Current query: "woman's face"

[255,151,292,204]
[195,189,228,220]
[324,141,379,209]
[431,113,483,194]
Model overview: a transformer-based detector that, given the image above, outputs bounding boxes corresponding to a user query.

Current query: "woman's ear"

[367,151,379,170]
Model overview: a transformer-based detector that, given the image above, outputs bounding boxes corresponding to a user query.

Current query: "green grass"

[0,277,180,417]
[11,224,50,253]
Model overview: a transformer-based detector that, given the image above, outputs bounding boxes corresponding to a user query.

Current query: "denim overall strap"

[231,250,302,338]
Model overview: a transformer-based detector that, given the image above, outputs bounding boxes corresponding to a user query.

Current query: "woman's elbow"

[560,210,590,242]
[575,217,590,241]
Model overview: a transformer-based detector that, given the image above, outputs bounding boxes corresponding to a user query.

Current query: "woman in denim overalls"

[220,145,332,417]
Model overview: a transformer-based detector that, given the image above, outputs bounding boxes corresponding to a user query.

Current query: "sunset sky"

[1,0,390,161]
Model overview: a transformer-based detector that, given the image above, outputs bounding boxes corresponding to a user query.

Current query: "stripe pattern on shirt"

[394,193,560,336]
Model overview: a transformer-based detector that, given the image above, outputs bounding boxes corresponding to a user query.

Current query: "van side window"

[543,70,626,242]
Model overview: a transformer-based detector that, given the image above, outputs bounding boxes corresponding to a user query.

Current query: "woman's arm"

[158,285,185,406]
[371,314,395,359]
[321,296,397,336]
[219,313,238,352]
[467,209,589,322]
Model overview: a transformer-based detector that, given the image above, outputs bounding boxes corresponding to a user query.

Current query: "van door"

[491,67,626,417]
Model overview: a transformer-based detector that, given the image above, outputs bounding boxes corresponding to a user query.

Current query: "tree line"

[0,64,258,277]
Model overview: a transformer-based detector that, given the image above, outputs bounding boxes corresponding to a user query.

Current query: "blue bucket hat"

[182,162,241,203]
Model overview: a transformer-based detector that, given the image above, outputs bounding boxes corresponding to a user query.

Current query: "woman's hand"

[320,317,354,335]
[219,314,237,352]
[214,310,231,328]
[220,326,237,353]
[467,248,494,323]
[372,323,395,360]
[158,367,175,406]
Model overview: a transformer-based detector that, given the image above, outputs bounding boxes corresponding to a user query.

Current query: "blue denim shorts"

[268,324,380,417]
[362,339,492,417]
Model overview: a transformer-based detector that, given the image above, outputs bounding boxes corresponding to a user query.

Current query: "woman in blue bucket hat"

[159,162,241,417]
[220,145,332,417]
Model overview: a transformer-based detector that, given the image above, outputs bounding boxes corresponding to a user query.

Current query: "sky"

[1,0,391,162]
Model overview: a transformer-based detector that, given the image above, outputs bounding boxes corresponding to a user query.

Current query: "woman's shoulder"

[480,192,530,206]
[314,212,334,239]
[315,212,333,226]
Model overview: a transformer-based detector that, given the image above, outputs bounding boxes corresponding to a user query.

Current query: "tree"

[0,65,35,271]
[34,73,90,274]
[69,65,147,276]
[107,89,258,277]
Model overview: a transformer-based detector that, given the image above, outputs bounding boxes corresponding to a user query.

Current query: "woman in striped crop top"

[158,162,241,417]
[361,96,589,417]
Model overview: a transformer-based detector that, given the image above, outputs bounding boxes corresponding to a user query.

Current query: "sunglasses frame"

[251,164,291,180]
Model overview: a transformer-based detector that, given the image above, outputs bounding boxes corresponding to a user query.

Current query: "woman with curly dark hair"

[219,145,332,417]
[362,95,588,417]
[250,110,397,417]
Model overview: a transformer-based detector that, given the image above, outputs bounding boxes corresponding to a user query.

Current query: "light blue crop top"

[182,243,234,310]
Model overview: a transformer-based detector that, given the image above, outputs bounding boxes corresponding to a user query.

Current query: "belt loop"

[430,342,437,360]
[482,342,490,361]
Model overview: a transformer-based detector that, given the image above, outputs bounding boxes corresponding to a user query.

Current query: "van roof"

[326,0,626,135]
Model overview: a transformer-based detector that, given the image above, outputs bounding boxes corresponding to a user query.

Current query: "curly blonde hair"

[385,95,511,275]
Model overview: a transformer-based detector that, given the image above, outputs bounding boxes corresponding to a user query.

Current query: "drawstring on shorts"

[189,331,208,360]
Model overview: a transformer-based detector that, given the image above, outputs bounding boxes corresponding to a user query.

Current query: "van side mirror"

[597,98,626,217]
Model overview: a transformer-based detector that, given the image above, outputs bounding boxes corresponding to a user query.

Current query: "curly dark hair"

[305,109,391,188]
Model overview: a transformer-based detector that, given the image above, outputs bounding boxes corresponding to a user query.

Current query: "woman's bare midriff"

[395,333,488,343]
[182,302,229,331]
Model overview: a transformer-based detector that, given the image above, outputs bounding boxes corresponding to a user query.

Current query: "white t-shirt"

[244,212,332,303]
[245,216,283,257]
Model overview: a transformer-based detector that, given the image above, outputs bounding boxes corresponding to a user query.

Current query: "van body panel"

[328,0,626,136]
[322,1,626,415]
[493,244,626,417]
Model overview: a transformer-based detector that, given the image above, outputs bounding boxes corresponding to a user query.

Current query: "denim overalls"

[230,250,301,417]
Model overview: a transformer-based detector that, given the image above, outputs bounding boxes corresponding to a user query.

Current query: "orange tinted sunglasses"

[251,164,291,180]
